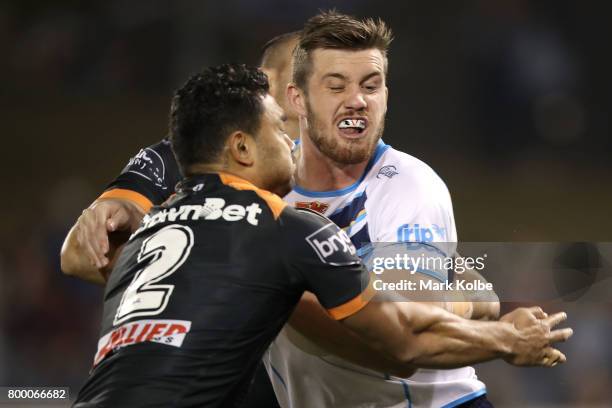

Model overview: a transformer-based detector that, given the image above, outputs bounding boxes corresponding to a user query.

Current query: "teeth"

[338,119,366,129]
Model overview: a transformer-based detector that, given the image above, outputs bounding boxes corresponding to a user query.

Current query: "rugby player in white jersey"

[263,11,500,408]
[61,14,573,408]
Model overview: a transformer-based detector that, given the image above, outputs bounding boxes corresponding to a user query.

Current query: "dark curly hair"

[169,63,269,175]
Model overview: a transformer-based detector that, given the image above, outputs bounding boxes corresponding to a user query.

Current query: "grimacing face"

[303,48,388,165]
[255,94,295,196]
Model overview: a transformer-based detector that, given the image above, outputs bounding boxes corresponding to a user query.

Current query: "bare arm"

[343,299,572,369]
[60,198,144,284]
[453,255,500,320]
[287,258,496,375]
[288,292,417,377]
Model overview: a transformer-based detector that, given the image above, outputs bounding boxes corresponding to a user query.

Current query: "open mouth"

[337,118,368,137]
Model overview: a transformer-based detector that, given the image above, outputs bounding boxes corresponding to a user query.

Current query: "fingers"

[107,206,131,232]
[76,206,111,268]
[76,222,104,268]
[541,347,566,367]
[527,306,548,319]
[542,312,567,329]
[548,327,573,344]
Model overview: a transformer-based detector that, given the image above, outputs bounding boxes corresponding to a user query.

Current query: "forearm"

[288,293,417,377]
[344,300,516,369]
[405,305,514,368]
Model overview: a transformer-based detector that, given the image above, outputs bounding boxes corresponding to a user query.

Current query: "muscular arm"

[342,299,571,369]
[60,198,144,284]
[288,292,417,377]
[289,292,570,373]
[287,272,485,375]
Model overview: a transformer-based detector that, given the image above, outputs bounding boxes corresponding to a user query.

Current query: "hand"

[504,311,573,367]
[500,306,548,329]
[74,199,142,268]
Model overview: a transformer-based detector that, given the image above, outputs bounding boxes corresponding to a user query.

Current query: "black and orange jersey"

[75,173,370,408]
[99,138,181,212]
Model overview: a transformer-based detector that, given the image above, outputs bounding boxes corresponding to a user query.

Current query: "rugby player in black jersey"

[73,62,572,408]
[63,34,301,407]
[61,32,300,285]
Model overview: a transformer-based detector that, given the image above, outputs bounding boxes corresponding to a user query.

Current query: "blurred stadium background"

[0,0,610,406]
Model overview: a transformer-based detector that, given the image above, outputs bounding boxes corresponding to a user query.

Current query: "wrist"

[495,321,520,358]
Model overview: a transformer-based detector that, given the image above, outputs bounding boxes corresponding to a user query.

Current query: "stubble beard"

[305,99,384,166]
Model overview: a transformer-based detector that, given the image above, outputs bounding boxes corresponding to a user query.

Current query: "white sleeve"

[369,161,457,255]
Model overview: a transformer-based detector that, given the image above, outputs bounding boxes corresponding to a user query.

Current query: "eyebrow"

[321,71,382,83]
[360,72,382,83]
[321,73,347,81]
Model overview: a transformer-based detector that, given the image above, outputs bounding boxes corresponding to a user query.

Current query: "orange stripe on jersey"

[219,172,286,219]
[98,189,153,213]
[327,280,376,320]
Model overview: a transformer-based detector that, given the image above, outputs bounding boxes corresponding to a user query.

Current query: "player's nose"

[344,86,367,111]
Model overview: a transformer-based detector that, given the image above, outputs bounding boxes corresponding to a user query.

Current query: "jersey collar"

[291,140,389,198]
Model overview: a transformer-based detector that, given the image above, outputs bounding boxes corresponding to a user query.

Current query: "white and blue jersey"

[264,141,487,408]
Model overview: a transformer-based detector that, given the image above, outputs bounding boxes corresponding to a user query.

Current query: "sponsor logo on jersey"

[377,165,399,179]
[94,319,191,366]
[295,201,329,214]
[306,223,358,266]
[396,223,447,242]
[126,148,166,187]
[134,199,262,235]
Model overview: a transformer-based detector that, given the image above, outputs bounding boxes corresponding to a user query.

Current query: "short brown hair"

[260,31,301,70]
[293,10,393,90]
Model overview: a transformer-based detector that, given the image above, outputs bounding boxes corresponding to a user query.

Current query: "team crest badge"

[295,201,329,214]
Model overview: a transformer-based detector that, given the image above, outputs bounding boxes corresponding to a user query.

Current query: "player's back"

[76,173,300,407]
[75,172,370,408]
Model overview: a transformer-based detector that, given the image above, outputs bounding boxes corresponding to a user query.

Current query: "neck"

[295,129,370,193]
[187,163,249,183]
[286,119,300,142]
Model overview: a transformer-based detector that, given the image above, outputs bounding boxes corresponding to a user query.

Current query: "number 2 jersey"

[74,172,370,408]
[88,138,488,407]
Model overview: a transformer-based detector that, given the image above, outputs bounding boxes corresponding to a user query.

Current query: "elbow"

[386,344,419,368]
[385,363,417,378]
[386,349,421,378]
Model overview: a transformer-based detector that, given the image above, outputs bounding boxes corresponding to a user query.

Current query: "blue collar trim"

[292,140,389,198]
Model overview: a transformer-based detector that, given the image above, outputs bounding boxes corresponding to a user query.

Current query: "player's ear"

[227,131,255,167]
[287,83,307,117]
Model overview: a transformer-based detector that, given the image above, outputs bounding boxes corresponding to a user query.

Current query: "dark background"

[0,1,610,406]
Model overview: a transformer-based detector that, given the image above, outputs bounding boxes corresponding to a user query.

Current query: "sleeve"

[363,161,458,284]
[369,161,457,253]
[281,208,372,320]
[99,139,182,212]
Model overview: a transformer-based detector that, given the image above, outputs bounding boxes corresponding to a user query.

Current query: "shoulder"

[368,147,450,200]
[217,173,287,220]
[129,138,175,168]
[378,148,447,188]
[279,206,333,230]
[280,207,359,267]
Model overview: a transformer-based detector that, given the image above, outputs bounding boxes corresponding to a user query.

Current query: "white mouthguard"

[338,119,366,129]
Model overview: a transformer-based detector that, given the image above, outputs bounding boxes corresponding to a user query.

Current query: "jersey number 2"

[114,225,194,325]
